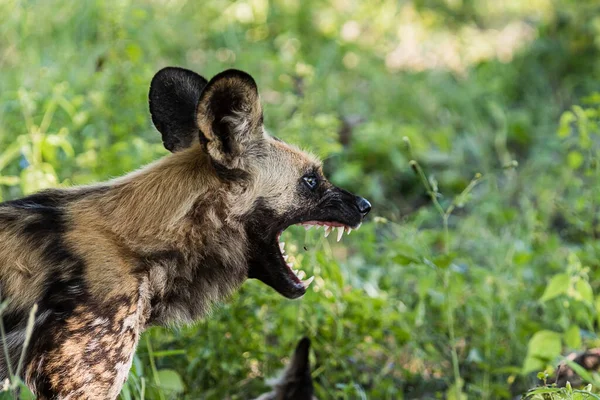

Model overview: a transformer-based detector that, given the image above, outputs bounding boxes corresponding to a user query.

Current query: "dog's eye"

[302,174,319,190]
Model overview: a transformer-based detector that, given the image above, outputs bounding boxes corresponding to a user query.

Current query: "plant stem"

[15,303,38,381]
[409,158,485,399]
[444,268,462,399]
[145,333,165,400]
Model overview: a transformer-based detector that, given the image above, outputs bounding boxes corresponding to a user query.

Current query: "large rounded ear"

[196,69,263,165]
[149,67,208,152]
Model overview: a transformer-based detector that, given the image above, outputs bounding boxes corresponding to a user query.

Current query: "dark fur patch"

[1,190,86,317]
[244,198,290,290]
[211,159,251,182]
[0,189,98,387]
[141,234,247,326]
[149,67,208,152]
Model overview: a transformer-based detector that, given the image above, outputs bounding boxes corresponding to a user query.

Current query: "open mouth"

[272,220,362,297]
[247,192,370,300]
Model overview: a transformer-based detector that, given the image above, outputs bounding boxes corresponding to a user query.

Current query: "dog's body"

[0,67,370,399]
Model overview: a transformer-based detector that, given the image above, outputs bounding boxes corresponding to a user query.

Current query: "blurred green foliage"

[2,0,600,398]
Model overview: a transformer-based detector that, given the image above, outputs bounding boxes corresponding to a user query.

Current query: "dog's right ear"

[149,67,208,152]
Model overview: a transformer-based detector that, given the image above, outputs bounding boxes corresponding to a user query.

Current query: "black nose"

[356,196,371,216]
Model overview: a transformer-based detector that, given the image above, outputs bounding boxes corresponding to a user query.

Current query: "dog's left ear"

[149,67,208,152]
[196,69,264,165]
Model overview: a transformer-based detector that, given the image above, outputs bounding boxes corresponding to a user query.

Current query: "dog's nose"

[356,196,372,216]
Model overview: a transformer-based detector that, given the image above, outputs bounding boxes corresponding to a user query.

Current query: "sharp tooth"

[297,270,306,279]
[346,227,352,235]
[324,226,331,237]
[302,276,315,288]
[305,225,311,230]
[336,226,344,242]
[287,262,293,269]
[279,242,285,251]
[357,223,362,230]
[283,255,289,261]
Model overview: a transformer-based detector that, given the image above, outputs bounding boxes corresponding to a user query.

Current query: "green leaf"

[564,325,581,349]
[567,151,584,170]
[540,274,570,302]
[526,387,563,395]
[529,330,562,359]
[18,383,36,400]
[20,163,58,194]
[126,43,143,63]
[392,251,421,265]
[558,110,576,138]
[523,330,562,374]
[156,369,185,394]
[574,280,594,304]
[0,176,20,186]
[433,252,457,269]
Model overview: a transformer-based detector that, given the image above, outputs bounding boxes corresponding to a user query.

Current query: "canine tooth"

[346,227,352,235]
[336,226,344,242]
[302,276,315,288]
[324,226,331,237]
[357,223,362,230]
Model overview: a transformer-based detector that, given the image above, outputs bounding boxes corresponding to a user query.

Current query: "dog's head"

[254,337,316,400]
[149,67,371,299]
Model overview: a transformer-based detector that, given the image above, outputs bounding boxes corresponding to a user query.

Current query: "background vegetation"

[1,0,600,398]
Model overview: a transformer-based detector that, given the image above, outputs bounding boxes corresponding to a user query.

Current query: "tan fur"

[0,224,49,311]
[197,77,263,167]
[25,284,148,400]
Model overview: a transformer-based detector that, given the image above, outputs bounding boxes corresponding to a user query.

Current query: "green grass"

[1,0,600,398]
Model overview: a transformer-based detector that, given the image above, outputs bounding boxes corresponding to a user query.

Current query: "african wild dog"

[0,67,371,399]
[254,337,317,400]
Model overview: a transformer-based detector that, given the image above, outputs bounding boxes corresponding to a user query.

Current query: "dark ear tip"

[296,337,311,353]
[149,67,209,93]
[299,337,311,346]
[152,66,179,80]
[151,66,193,79]
[150,67,176,91]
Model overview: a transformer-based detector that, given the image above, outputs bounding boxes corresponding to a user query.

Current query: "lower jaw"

[266,219,362,297]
